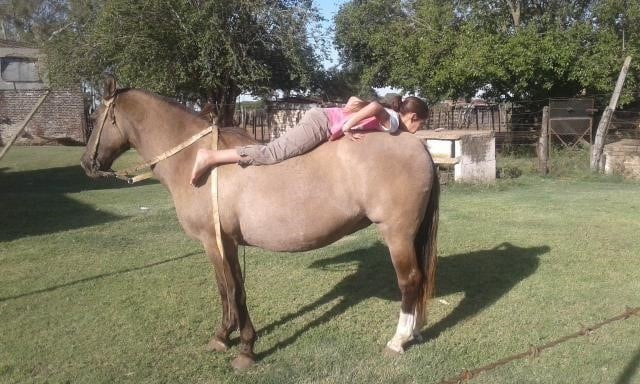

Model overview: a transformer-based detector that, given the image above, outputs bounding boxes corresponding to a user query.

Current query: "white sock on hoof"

[413,307,424,341]
[387,311,416,352]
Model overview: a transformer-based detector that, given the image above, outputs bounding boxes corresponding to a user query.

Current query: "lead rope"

[210,126,233,323]
[90,97,115,164]
[242,246,246,283]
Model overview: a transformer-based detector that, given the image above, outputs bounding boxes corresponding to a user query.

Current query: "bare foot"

[190,149,216,187]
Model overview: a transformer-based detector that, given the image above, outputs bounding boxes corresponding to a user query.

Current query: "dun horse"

[81,76,439,370]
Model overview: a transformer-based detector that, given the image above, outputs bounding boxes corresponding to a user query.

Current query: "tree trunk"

[208,83,240,127]
[216,86,238,127]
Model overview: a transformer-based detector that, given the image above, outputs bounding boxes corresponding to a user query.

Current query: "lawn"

[1,146,639,384]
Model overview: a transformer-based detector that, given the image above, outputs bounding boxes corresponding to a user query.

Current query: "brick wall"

[0,89,85,146]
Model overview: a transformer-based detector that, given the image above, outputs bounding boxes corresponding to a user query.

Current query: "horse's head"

[81,75,131,178]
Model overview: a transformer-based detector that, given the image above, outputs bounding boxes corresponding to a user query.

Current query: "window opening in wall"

[1,57,41,82]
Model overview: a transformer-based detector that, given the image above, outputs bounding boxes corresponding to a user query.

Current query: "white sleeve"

[382,108,399,133]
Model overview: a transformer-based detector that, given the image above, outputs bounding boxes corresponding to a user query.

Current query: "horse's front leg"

[204,236,257,371]
[204,241,237,353]
[221,237,257,371]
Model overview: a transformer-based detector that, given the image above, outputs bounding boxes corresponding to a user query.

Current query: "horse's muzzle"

[80,154,102,178]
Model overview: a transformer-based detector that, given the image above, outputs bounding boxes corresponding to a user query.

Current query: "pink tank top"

[324,107,382,136]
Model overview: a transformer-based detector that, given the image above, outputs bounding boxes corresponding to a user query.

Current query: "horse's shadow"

[616,344,640,384]
[256,241,549,358]
[0,165,155,241]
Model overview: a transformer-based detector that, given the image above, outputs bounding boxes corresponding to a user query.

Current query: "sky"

[313,0,399,96]
[314,0,346,68]
[240,0,398,100]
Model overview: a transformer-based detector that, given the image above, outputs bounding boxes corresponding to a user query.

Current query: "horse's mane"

[219,127,258,147]
[115,88,257,146]
[116,88,199,117]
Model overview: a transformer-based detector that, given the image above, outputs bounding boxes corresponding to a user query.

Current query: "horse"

[81,75,439,371]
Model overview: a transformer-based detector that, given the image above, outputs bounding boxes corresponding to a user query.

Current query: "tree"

[334,0,407,91]
[0,0,69,42]
[43,0,322,125]
[334,0,640,107]
[311,64,377,102]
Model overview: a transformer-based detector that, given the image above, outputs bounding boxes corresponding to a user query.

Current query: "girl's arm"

[344,96,367,113]
[341,101,390,132]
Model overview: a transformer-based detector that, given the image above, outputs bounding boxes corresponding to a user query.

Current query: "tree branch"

[505,0,520,27]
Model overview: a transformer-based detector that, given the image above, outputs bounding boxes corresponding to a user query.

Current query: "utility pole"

[590,56,632,171]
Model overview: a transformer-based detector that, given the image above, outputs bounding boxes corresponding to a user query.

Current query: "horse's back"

[220,132,434,251]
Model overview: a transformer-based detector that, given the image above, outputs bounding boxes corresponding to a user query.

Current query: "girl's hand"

[329,130,343,141]
[344,131,364,142]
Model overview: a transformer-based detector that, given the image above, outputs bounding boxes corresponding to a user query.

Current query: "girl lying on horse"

[190,96,429,186]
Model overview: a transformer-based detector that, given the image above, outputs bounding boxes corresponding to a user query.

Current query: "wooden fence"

[229,100,633,154]
[235,104,314,143]
[425,103,511,132]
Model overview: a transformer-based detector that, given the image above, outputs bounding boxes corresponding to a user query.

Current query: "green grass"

[496,145,627,182]
[1,146,639,384]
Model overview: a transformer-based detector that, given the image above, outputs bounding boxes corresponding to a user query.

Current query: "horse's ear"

[103,74,117,100]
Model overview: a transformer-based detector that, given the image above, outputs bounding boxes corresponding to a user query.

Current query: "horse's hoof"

[231,353,255,372]
[385,340,405,355]
[205,337,229,353]
[384,346,403,357]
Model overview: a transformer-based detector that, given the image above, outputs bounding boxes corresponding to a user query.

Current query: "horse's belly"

[236,204,367,252]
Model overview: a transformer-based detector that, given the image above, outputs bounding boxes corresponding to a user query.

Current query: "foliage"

[0,0,323,125]
[496,145,629,182]
[334,0,640,106]
[1,147,640,383]
[0,0,68,41]
[311,64,377,102]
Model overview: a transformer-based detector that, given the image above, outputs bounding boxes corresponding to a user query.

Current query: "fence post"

[491,107,495,131]
[537,106,549,175]
[591,56,632,171]
[0,90,50,162]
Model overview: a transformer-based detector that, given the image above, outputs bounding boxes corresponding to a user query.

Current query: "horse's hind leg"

[378,227,422,353]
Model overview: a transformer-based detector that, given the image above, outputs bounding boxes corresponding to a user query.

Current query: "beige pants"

[236,108,330,166]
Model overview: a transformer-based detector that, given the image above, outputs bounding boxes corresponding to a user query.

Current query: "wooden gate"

[548,98,595,148]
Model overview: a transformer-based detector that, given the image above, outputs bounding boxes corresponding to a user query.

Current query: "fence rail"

[425,104,514,132]
[439,306,640,384]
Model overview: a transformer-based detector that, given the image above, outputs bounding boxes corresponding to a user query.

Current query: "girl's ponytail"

[381,95,402,112]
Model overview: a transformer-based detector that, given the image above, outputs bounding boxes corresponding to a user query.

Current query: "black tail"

[415,165,439,322]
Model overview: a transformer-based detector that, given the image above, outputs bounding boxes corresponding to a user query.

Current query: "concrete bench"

[432,156,460,167]
[415,130,496,183]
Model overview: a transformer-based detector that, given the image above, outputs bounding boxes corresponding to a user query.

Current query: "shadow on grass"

[422,242,548,342]
[0,165,156,241]
[0,251,200,303]
[256,242,548,359]
[616,344,640,384]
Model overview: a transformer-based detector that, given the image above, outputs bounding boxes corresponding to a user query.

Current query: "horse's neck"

[126,94,208,160]
[123,92,210,188]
